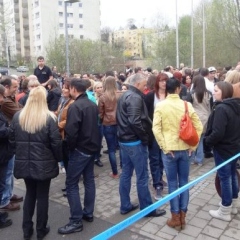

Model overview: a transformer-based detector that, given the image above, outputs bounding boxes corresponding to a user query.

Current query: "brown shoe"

[167,212,181,231]
[10,194,23,203]
[0,202,20,211]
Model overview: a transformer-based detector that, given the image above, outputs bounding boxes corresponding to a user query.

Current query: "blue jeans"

[161,150,190,213]
[0,156,14,207]
[103,125,118,175]
[119,142,153,212]
[193,135,204,164]
[213,150,239,206]
[95,124,103,161]
[148,137,164,189]
[0,162,9,208]
[66,149,95,223]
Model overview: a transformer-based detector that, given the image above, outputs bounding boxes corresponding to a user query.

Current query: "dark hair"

[192,75,207,103]
[37,56,44,61]
[155,73,169,98]
[21,79,29,92]
[147,75,156,91]
[166,77,180,94]
[134,67,142,73]
[225,66,232,71]
[0,76,14,87]
[184,68,192,76]
[200,68,209,77]
[215,81,233,100]
[182,75,192,85]
[70,78,86,92]
[83,79,91,89]
[0,84,5,95]
[164,66,171,72]
[105,71,114,77]
[47,79,58,89]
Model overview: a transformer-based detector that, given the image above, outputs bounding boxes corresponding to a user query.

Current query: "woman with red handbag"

[153,78,203,230]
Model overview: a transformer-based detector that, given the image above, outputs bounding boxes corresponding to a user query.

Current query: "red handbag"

[179,101,199,146]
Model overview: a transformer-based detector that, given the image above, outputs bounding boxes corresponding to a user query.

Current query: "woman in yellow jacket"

[153,78,203,230]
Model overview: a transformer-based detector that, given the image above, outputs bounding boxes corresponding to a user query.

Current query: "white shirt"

[204,77,214,94]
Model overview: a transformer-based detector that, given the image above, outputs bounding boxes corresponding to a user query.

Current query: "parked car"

[16,66,29,72]
[0,67,9,75]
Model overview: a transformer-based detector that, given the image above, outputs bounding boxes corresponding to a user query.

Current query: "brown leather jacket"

[0,96,22,123]
[98,91,122,126]
[56,98,74,139]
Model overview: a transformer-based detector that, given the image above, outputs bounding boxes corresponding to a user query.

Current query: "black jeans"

[23,179,51,237]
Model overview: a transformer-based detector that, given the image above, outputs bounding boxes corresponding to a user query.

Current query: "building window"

[59,12,63,17]
[67,2,72,6]
[79,14,83,18]
[67,24,73,28]
[79,24,83,28]
[58,1,62,6]
[80,35,83,39]
[59,23,64,28]
[67,13,73,17]
[35,12,39,18]
[37,46,41,51]
[36,23,40,29]
[69,35,74,39]
[79,2,82,7]
[34,0,39,7]
[36,34,41,40]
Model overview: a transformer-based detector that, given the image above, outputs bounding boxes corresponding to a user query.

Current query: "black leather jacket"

[10,111,62,180]
[0,111,14,164]
[116,85,152,145]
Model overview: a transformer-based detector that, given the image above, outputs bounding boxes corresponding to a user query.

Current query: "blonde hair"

[93,81,103,102]
[103,76,117,102]
[225,70,240,84]
[28,79,40,88]
[19,86,56,133]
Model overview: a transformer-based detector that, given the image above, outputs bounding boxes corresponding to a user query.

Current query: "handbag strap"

[184,101,189,114]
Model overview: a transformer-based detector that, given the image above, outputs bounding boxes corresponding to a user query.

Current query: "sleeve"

[49,117,63,161]
[127,96,148,145]
[98,96,104,121]
[205,106,227,147]
[0,119,10,139]
[47,91,53,105]
[152,105,167,152]
[64,104,82,150]
[1,99,22,120]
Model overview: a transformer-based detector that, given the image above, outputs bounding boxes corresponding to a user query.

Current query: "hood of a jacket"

[222,98,240,115]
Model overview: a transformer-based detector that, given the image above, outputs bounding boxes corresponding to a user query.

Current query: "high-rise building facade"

[0,0,101,63]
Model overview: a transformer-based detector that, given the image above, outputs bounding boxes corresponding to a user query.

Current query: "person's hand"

[188,149,192,157]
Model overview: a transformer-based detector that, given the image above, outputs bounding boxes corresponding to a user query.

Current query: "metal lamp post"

[64,0,79,76]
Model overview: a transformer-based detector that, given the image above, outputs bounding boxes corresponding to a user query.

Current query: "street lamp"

[64,0,79,76]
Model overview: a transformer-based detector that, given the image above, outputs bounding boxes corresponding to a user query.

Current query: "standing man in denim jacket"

[58,78,100,235]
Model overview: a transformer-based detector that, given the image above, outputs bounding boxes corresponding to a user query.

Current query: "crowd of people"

[0,56,240,239]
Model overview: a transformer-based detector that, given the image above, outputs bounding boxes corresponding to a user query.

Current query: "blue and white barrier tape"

[91,153,240,240]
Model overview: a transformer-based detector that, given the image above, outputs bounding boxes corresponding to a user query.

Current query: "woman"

[153,78,203,230]
[188,75,212,166]
[98,76,121,178]
[182,75,192,92]
[0,84,13,229]
[144,73,169,200]
[93,81,104,167]
[205,81,238,222]
[47,79,61,111]
[10,86,62,240]
[56,83,74,173]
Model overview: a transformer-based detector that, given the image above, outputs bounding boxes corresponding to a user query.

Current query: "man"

[208,66,219,83]
[0,76,23,211]
[117,73,166,217]
[58,78,100,234]
[33,56,53,86]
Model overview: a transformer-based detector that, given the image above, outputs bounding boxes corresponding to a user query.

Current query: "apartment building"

[109,28,154,59]
[0,0,101,62]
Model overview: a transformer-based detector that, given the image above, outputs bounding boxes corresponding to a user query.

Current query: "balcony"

[24,32,29,38]
[16,43,21,51]
[23,19,28,28]
[24,40,30,47]
[14,5,19,13]
[22,9,28,18]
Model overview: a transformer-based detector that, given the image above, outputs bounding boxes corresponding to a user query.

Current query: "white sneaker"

[154,186,163,201]
[61,167,66,174]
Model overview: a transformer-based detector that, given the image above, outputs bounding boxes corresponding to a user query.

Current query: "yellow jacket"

[152,94,203,154]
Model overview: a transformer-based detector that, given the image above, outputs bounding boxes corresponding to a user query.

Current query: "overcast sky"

[100,0,202,29]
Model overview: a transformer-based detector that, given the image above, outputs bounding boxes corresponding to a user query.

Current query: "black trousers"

[23,179,51,237]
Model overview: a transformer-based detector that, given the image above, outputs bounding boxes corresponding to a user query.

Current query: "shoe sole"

[58,227,83,234]
[0,220,12,229]
[0,206,20,211]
